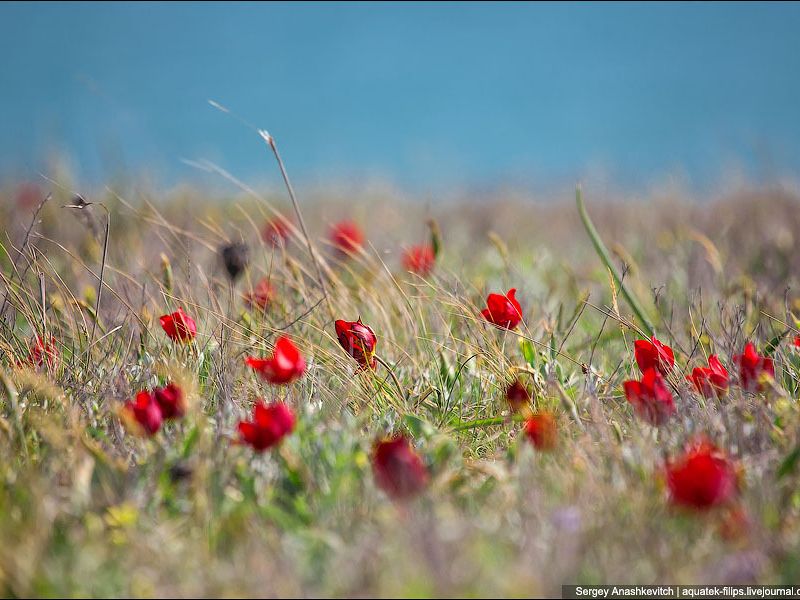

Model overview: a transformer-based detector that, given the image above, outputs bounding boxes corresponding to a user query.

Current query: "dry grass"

[1,177,800,597]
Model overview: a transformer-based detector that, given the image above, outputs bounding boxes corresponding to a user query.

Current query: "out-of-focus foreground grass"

[1,177,800,597]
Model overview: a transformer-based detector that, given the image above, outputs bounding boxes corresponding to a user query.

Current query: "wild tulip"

[734,342,775,393]
[687,355,729,399]
[481,288,523,330]
[634,337,675,375]
[245,336,306,385]
[623,367,676,426]
[154,383,186,420]
[329,220,364,255]
[123,391,163,436]
[524,411,558,450]
[159,308,197,343]
[335,318,377,370]
[402,244,435,276]
[794,336,800,349]
[237,400,296,451]
[505,379,531,413]
[666,439,738,510]
[372,435,429,500]
[244,278,275,311]
[19,335,58,369]
[262,217,291,246]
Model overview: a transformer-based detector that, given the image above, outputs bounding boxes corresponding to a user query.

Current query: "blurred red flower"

[480,288,523,330]
[262,217,291,246]
[159,308,197,343]
[623,367,676,426]
[402,244,435,276]
[238,400,296,452]
[244,278,275,311]
[686,355,729,399]
[18,335,58,370]
[666,439,737,510]
[734,342,775,393]
[634,337,674,375]
[524,411,558,450]
[372,435,429,500]
[335,318,377,370]
[123,391,163,436]
[329,220,364,254]
[154,383,186,420]
[245,336,306,385]
[505,379,531,413]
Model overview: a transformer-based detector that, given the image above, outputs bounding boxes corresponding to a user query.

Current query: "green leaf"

[777,445,800,480]
[576,185,655,335]
[520,338,536,368]
[402,414,437,438]
[765,330,790,356]
[181,424,200,458]
[449,416,506,433]
[428,219,442,258]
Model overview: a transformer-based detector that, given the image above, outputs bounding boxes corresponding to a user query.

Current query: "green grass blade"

[576,185,655,335]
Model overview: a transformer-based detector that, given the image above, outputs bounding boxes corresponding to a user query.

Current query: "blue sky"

[1,1,799,192]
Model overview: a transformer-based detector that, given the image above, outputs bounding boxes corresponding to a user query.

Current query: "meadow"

[1,166,800,597]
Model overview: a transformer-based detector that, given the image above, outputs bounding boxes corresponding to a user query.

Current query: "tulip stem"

[374,355,406,402]
[575,185,655,335]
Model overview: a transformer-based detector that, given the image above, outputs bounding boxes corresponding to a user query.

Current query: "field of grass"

[1,172,800,597]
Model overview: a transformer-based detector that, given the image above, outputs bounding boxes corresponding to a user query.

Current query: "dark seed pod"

[168,461,193,483]
[220,241,250,281]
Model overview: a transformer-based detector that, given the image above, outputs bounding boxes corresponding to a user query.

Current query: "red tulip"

[402,244,435,276]
[18,335,58,369]
[244,278,275,311]
[123,391,163,436]
[734,342,775,393]
[159,308,197,343]
[686,355,729,399]
[794,336,800,349]
[480,288,523,330]
[237,400,295,451]
[335,318,377,370]
[372,435,429,500]
[505,379,531,413]
[245,336,306,385]
[623,367,676,426]
[329,220,364,254]
[524,411,558,450]
[666,439,738,510]
[154,383,186,419]
[634,337,675,375]
[262,217,291,246]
